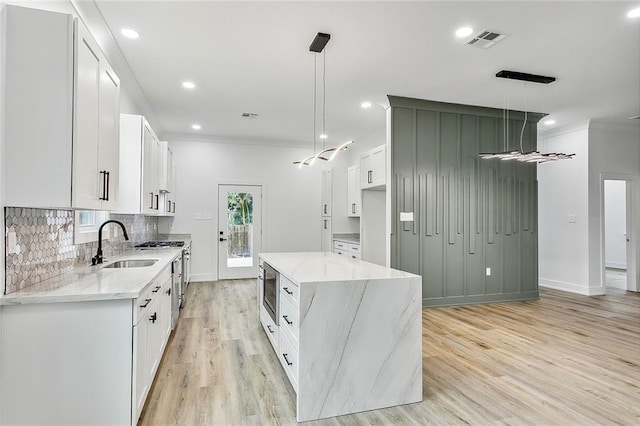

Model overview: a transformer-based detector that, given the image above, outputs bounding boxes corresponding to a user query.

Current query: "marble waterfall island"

[258,252,422,422]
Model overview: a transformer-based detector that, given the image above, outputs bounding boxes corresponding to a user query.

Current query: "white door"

[218,185,262,279]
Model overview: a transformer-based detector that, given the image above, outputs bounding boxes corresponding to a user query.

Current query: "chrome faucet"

[92,220,130,265]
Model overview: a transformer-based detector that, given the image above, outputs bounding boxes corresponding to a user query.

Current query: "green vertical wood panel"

[440,113,464,297]
[460,115,485,296]
[484,167,502,294]
[416,110,444,299]
[392,108,420,275]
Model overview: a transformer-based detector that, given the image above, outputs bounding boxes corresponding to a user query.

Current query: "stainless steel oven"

[261,261,279,325]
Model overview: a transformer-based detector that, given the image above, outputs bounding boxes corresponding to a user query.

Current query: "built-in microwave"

[262,262,279,325]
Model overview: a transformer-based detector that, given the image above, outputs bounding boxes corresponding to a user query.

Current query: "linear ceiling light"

[479,73,573,164]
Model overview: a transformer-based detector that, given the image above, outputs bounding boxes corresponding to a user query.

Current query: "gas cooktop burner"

[135,241,185,248]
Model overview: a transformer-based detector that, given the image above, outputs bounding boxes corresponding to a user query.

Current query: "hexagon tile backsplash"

[4,207,158,295]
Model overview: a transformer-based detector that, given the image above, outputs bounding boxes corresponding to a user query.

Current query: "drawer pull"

[152,286,161,293]
[282,315,293,325]
[267,325,275,334]
[139,298,151,308]
[149,312,157,324]
[282,353,293,366]
[283,287,293,295]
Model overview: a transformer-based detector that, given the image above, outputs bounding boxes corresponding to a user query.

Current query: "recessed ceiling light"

[455,27,474,38]
[361,102,372,109]
[192,124,201,130]
[121,28,140,39]
[182,81,196,89]
[319,134,328,139]
[627,6,640,18]
[543,119,556,126]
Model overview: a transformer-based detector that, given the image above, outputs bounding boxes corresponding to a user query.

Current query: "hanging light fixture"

[294,32,354,167]
[479,70,574,164]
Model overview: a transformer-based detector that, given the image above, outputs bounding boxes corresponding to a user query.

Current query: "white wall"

[159,140,321,281]
[538,122,591,294]
[538,119,640,295]
[588,120,640,292]
[604,180,627,270]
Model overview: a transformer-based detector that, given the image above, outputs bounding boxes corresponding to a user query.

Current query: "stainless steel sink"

[103,259,158,268]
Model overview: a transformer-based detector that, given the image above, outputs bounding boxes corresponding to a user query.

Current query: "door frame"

[217,184,263,280]
[600,173,639,292]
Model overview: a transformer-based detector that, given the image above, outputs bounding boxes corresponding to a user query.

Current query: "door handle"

[219,237,227,242]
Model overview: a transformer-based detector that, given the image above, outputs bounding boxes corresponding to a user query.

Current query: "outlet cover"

[568,215,577,223]
[485,267,491,276]
[400,212,414,222]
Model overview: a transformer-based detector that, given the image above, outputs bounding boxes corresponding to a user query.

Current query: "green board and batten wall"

[388,96,544,307]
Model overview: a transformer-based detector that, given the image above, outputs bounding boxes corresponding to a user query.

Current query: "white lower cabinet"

[0,264,173,425]
[333,240,361,259]
[259,273,300,392]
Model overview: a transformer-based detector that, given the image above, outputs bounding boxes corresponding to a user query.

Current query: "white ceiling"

[94,1,640,148]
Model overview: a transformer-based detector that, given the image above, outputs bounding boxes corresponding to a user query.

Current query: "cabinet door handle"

[149,192,154,209]
[282,315,293,325]
[168,200,171,212]
[282,353,293,366]
[283,287,293,295]
[266,325,274,334]
[139,298,151,308]
[172,202,176,213]
[324,220,328,230]
[154,194,159,210]
[99,171,107,200]
[105,171,110,201]
[368,170,372,183]
[166,288,171,296]
[323,204,327,214]
[352,203,356,214]
[152,286,161,293]
[149,312,157,323]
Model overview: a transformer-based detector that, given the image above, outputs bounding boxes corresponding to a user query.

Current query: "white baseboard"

[605,262,627,270]
[539,278,606,296]
[190,273,217,282]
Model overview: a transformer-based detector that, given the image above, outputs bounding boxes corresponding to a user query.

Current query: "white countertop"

[259,252,419,285]
[0,249,182,305]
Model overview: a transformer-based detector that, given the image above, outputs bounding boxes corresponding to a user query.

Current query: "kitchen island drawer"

[260,305,279,351]
[279,331,298,392]
[280,275,299,305]
[280,295,299,343]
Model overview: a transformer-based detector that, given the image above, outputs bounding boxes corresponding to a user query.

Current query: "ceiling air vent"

[465,29,507,48]
[241,112,259,118]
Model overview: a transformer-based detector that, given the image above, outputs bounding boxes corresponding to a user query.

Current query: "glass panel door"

[218,185,262,279]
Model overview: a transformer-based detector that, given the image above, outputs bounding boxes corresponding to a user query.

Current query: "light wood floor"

[139,281,640,425]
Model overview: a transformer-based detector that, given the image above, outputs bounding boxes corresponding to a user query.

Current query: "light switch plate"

[486,267,491,276]
[568,214,577,223]
[400,212,414,222]
[202,211,213,220]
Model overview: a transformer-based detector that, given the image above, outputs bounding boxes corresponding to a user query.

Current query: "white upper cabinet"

[3,6,120,210]
[347,165,361,217]
[360,144,386,190]
[73,22,120,210]
[118,114,162,215]
[158,141,177,216]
